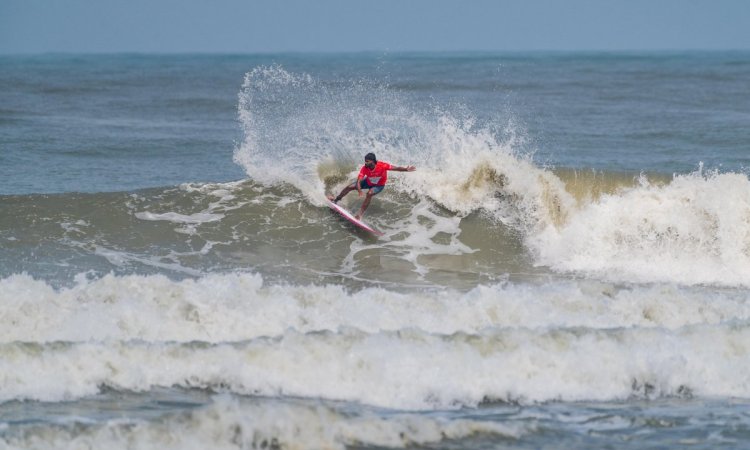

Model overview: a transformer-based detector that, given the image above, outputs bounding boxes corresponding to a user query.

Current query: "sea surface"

[1,51,750,449]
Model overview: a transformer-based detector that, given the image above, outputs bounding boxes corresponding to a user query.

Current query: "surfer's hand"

[406,165,416,172]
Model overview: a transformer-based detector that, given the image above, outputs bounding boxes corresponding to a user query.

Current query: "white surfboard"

[326,199,384,236]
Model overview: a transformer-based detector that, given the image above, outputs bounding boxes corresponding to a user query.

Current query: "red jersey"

[358,161,393,186]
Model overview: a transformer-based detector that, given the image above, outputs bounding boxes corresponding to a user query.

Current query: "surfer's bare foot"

[326,194,334,201]
[354,212,364,220]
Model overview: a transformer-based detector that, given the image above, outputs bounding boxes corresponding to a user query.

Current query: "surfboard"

[326,199,384,236]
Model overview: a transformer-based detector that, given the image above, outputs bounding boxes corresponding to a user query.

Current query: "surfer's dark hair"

[364,152,377,162]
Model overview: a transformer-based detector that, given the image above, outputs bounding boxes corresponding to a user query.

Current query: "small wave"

[2,324,750,407]
[0,396,524,450]
[2,272,749,344]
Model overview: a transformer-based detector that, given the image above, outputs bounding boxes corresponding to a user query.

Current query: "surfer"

[328,152,416,220]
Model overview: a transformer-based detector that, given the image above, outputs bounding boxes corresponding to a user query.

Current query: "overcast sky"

[2,0,749,54]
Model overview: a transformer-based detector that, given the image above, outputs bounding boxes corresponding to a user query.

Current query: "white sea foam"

[2,324,750,407]
[1,273,750,407]
[531,170,750,286]
[339,197,476,278]
[0,396,524,450]
[134,181,248,229]
[134,211,224,224]
[92,246,204,276]
[1,273,749,344]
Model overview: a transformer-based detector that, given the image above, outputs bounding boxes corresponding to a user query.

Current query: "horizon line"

[3,48,750,57]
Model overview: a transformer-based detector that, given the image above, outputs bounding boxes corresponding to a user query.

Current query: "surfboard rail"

[326,199,384,236]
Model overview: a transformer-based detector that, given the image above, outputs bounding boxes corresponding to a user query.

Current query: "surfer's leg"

[330,181,358,203]
[355,192,374,220]
[355,185,383,219]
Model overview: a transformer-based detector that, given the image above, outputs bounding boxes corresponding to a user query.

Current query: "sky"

[2,0,750,54]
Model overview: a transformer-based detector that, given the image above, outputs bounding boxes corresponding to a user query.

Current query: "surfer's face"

[364,159,375,168]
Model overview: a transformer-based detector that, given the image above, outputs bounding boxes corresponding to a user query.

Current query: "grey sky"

[2,0,749,54]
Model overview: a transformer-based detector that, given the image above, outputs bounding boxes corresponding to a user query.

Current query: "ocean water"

[1,51,750,448]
